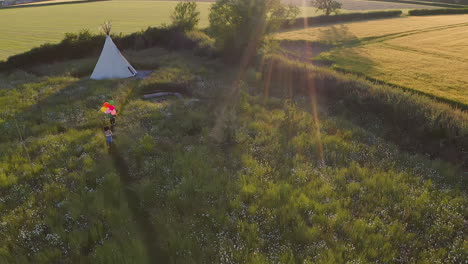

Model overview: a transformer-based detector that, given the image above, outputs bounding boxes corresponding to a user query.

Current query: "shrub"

[208,0,299,62]
[171,1,200,31]
[281,10,402,29]
[185,31,216,57]
[311,0,342,16]
[408,8,468,15]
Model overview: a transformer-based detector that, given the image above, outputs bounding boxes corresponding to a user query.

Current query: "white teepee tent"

[90,23,137,80]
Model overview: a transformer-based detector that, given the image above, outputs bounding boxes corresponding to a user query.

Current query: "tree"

[171,1,200,31]
[312,0,342,16]
[208,0,299,62]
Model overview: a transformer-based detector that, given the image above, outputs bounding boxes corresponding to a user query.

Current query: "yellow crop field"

[276,15,468,105]
[276,15,468,43]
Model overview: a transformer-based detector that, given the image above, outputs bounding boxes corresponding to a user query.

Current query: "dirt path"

[110,143,169,263]
[106,84,169,263]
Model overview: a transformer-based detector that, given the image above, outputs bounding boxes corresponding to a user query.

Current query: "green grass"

[114,57,466,262]
[0,72,150,262]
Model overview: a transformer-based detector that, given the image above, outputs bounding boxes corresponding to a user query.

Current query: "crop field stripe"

[278,14,468,105]
[358,22,468,45]
[332,64,468,110]
[380,42,468,63]
[276,15,468,43]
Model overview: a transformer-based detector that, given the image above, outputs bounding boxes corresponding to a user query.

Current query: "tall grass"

[260,55,468,170]
[116,90,466,263]
[0,67,148,262]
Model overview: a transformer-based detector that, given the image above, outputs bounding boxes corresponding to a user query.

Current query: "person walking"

[104,126,113,150]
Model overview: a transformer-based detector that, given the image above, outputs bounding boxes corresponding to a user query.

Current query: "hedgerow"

[409,8,468,15]
[373,0,467,8]
[281,10,402,30]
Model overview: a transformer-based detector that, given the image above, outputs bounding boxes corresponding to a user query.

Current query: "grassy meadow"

[0,67,150,262]
[0,38,466,263]
[276,14,468,105]
[113,48,466,262]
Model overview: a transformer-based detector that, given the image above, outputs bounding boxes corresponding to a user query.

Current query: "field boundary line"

[331,66,468,110]
[0,0,108,10]
[380,42,468,63]
[358,22,468,45]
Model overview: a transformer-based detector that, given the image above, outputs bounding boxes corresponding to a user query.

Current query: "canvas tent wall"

[90,35,137,80]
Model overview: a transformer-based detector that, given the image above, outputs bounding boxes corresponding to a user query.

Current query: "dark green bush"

[408,8,468,15]
[170,1,200,31]
[185,31,217,57]
[208,0,299,63]
[281,10,402,29]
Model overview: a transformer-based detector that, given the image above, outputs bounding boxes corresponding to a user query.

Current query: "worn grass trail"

[107,83,169,263]
[111,144,169,263]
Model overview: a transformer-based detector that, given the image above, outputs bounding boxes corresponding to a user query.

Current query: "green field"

[0,1,212,61]
[0,0,331,61]
[276,14,468,105]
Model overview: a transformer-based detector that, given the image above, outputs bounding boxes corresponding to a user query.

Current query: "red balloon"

[103,102,110,107]
[109,105,115,111]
